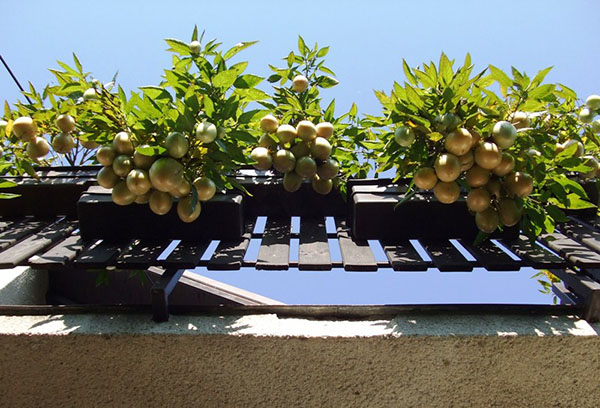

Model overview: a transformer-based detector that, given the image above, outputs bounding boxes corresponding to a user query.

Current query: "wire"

[0,53,33,105]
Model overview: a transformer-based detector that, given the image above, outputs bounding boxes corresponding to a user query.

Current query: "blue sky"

[2,1,598,304]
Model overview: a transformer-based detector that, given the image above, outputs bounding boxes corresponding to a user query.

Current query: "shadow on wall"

[20,312,600,337]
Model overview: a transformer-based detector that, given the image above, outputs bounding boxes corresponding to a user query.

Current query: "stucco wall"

[0,313,598,407]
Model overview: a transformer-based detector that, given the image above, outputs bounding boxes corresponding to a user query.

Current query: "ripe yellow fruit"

[312,174,333,195]
[295,156,317,179]
[492,152,515,177]
[466,165,490,188]
[112,155,133,177]
[433,181,460,204]
[290,141,311,158]
[497,198,521,227]
[474,142,502,169]
[296,120,317,141]
[445,128,472,156]
[581,156,600,179]
[55,114,76,133]
[579,107,594,124]
[12,117,37,141]
[80,138,99,149]
[189,40,201,55]
[260,114,279,133]
[133,148,156,169]
[259,133,278,148]
[52,133,75,154]
[169,180,192,198]
[505,172,533,198]
[165,132,188,159]
[440,113,461,132]
[508,111,530,129]
[177,196,201,223]
[193,176,217,201]
[466,188,491,213]
[492,121,517,149]
[272,149,296,173]
[250,147,272,171]
[276,124,297,144]
[486,178,503,198]
[217,126,226,139]
[311,137,332,161]
[26,137,50,159]
[586,95,600,110]
[317,159,340,180]
[475,207,499,233]
[316,122,334,139]
[0,120,7,132]
[112,181,136,206]
[97,166,120,189]
[283,171,303,192]
[561,139,584,157]
[149,157,185,192]
[394,126,415,147]
[434,153,461,182]
[292,75,309,92]
[470,129,481,148]
[149,190,173,215]
[135,190,152,204]
[113,132,134,155]
[83,88,98,101]
[413,167,438,190]
[591,119,600,134]
[459,150,474,172]
[126,169,152,195]
[195,121,217,143]
[97,146,117,166]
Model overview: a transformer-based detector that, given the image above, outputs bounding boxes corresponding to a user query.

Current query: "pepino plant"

[370,53,598,240]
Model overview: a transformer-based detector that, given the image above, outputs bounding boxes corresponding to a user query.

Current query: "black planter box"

[0,166,98,218]
[349,179,520,242]
[77,187,244,241]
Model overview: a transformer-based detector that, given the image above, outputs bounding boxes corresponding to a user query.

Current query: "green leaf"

[324,99,335,122]
[236,88,270,101]
[233,74,263,89]
[203,96,215,117]
[287,52,295,67]
[488,65,512,88]
[530,66,552,87]
[319,66,336,76]
[438,52,453,85]
[402,59,418,86]
[317,76,338,88]
[528,84,555,99]
[223,41,258,60]
[349,102,358,117]
[72,53,83,73]
[212,69,238,89]
[136,145,166,156]
[298,36,307,55]
[191,25,199,42]
[556,176,588,199]
[0,193,20,200]
[139,86,172,102]
[546,204,568,223]
[317,46,329,57]
[165,38,191,55]
[0,179,18,188]
[238,109,269,124]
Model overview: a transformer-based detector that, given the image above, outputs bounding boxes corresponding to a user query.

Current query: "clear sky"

[2,1,598,304]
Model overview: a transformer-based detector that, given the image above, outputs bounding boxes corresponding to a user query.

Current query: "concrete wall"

[0,313,599,407]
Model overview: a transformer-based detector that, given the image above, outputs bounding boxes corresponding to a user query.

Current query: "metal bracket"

[151,268,185,322]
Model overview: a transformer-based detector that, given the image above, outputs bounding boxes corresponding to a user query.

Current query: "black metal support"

[151,268,185,322]
[550,269,600,322]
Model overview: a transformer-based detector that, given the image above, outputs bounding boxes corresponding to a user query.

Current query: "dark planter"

[0,166,98,218]
[349,179,520,242]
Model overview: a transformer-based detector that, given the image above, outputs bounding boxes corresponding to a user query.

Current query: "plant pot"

[0,166,98,218]
[349,179,520,242]
[77,186,244,241]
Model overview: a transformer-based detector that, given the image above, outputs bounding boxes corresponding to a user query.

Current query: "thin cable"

[0,53,33,104]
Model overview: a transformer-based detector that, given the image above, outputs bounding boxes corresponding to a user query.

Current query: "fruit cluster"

[96,122,220,223]
[571,94,600,178]
[249,114,340,195]
[407,116,532,234]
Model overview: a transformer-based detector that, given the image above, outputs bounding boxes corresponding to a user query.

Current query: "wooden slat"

[207,220,255,270]
[159,241,210,269]
[541,232,600,268]
[28,233,84,268]
[0,219,76,268]
[552,282,581,305]
[0,218,49,250]
[73,240,129,269]
[460,240,521,271]
[298,217,331,271]
[504,236,566,269]
[116,240,169,269]
[382,241,430,271]
[256,217,291,270]
[422,240,473,272]
[0,218,20,233]
[550,268,600,321]
[335,217,377,272]
[560,218,600,253]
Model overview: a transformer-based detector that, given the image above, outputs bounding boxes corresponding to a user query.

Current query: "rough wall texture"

[0,315,599,408]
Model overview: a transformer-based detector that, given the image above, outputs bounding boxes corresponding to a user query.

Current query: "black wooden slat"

[335,217,377,272]
[550,268,600,321]
[28,234,84,268]
[504,236,566,269]
[552,282,581,305]
[74,240,129,269]
[0,218,20,233]
[560,218,600,253]
[116,240,169,269]
[298,217,331,271]
[159,241,210,269]
[256,217,291,270]
[382,241,430,271]
[541,232,600,268]
[0,219,76,268]
[422,240,473,272]
[207,220,255,270]
[460,239,521,271]
[0,218,49,250]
